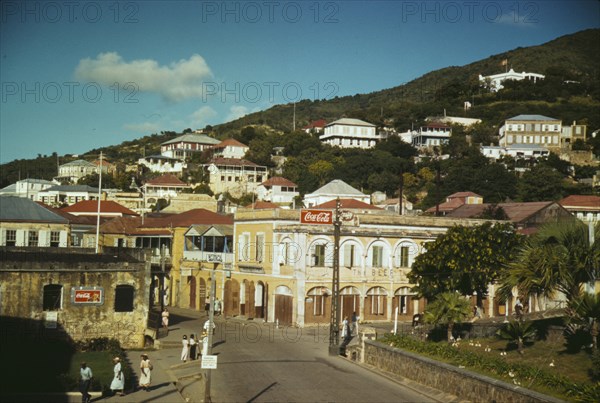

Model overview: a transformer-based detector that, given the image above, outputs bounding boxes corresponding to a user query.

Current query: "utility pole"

[204,263,217,402]
[398,167,404,216]
[329,199,342,355]
[94,151,103,254]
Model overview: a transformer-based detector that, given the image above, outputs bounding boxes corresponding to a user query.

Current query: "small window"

[399,246,409,267]
[114,285,135,312]
[372,245,383,267]
[50,231,60,247]
[43,284,63,311]
[5,230,16,246]
[314,244,326,266]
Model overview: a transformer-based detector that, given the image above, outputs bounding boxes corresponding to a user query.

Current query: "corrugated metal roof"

[161,133,221,146]
[325,118,376,127]
[507,115,558,121]
[0,196,69,223]
[308,179,366,197]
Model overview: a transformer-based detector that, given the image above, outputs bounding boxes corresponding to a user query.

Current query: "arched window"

[366,287,387,316]
[114,285,135,312]
[307,287,331,316]
[43,284,63,311]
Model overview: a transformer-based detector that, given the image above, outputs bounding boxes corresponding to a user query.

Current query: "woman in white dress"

[110,357,125,396]
[181,335,189,362]
[139,354,152,391]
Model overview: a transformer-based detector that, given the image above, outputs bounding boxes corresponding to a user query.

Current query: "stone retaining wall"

[358,339,565,403]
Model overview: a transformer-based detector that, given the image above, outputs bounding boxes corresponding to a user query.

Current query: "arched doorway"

[255,281,266,319]
[339,286,360,320]
[274,285,293,325]
[241,280,255,319]
[392,287,415,320]
[188,276,196,309]
[305,286,331,324]
[364,287,388,320]
[224,279,240,317]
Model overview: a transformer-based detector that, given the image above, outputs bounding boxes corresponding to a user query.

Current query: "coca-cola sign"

[300,209,333,225]
[71,287,104,305]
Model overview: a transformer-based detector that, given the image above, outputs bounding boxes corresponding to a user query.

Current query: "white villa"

[320,118,384,149]
[479,68,545,92]
[160,133,221,160]
[0,179,57,199]
[256,177,299,207]
[303,179,370,208]
[210,138,249,159]
[202,158,268,198]
[412,124,452,149]
[55,159,98,183]
[480,144,550,161]
[138,155,187,174]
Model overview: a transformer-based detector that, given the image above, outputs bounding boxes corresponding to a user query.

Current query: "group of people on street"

[205,296,222,316]
[180,334,201,362]
[341,312,359,341]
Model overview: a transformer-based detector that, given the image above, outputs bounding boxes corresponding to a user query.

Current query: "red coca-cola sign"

[74,289,103,304]
[300,209,333,225]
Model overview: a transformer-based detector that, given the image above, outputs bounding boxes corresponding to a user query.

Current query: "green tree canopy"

[409,222,523,302]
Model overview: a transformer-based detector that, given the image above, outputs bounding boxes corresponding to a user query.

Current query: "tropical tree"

[566,292,600,351]
[497,221,600,309]
[423,292,471,342]
[409,222,523,305]
[496,320,537,354]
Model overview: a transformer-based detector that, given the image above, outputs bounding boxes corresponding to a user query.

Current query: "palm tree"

[424,292,471,342]
[496,320,537,354]
[567,292,600,351]
[497,221,599,309]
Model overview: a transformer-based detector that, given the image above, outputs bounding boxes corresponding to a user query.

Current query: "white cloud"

[190,106,218,127]
[123,122,162,133]
[225,105,250,122]
[75,52,212,102]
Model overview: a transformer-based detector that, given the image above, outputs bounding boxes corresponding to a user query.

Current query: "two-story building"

[226,206,489,327]
[412,124,452,149]
[55,160,98,183]
[255,177,299,207]
[320,118,382,149]
[160,133,221,160]
[479,68,545,92]
[0,179,57,199]
[559,195,600,224]
[499,115,587,151]
[210,138,249,159]
[37,185,102,207]
[142,174,191,207]
[202,158,268,198]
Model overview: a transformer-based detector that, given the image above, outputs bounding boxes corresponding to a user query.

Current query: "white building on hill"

[320,118,383,149]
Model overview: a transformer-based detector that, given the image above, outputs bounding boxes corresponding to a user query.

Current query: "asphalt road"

[209,321,438,403]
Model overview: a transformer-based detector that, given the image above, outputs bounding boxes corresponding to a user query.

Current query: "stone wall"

[359,339,565,403]
[0,249,151,348]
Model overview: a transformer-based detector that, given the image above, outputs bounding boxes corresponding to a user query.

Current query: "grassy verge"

[380,333,600,402]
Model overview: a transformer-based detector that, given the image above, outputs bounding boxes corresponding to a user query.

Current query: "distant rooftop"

[507,115,558,121]
[325,118,376,128]
[161,133,221,146]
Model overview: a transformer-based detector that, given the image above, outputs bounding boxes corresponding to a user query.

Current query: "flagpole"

[95,151,103,254]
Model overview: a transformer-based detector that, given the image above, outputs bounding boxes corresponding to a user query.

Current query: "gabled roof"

[507,115,558,121]
[186,224,233,237]
[303,119,327,129]
[161,133,221,146]
[38,203,98,225]
[0,196,69,223]
[245,201,280,209]
[325,118,376,128]
[308,179,366,197]
[559,195,600,209]
[144,174,187,186]
[447,191,482,199]
[62,200,138,215]
[261,177,297,187]
[446,201,560,223]
[313,199,381,210]
[212,138,249,149]
[59,159,96,167]
[17,179,56,185]
[425,197,467,214]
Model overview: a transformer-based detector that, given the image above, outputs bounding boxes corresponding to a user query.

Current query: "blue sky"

[1,0,599,163]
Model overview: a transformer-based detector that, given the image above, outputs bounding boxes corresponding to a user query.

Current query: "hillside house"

[303,179,370,208]
[499,115,587,151]
[210,138,249,159]
[142,174,191,205]
[559,195,600,224]
[425,192,483,216]
[202,158,268,198]
[138,155,187,174]
[320,118,383,149]
[0,179,57,199]
[160,133,221,160]
[479,68,545,92]
[255,177,299,207]
[55,160,97,183]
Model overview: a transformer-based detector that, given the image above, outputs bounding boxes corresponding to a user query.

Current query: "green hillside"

[1,29,599,189]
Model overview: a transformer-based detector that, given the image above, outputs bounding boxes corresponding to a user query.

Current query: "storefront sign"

[300,209,333,225]
[71,287,104,305]
[201,355,218,369]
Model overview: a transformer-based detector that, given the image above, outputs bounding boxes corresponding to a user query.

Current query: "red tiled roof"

[246,201,281,209]
[139,208,233,228]
[213,138,248,149]
[559,195,600,209]
[38,202,98,225]
[445,201,560,223]
[261,177,297,187]
[144,174,187,186]
[302,119,327,129]
[62,200,138,216]
[313,199,381,210]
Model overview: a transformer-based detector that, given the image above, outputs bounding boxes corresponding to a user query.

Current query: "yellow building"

[223,204,489,327]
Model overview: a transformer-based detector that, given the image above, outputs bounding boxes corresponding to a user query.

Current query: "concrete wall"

[359,339,564,403]
[0,249,151,348]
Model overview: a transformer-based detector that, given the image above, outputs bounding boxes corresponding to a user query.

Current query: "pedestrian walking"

[341,316,350,340]
[205,295,211,315]
[181,335,189,362]
[139,354,152,391]
[110,357,125,397]
[189,334,197,360]
[79,362,93,403]
[351,312,358,336]
[161,308,170,329]
[214,298,221,316]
